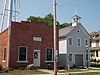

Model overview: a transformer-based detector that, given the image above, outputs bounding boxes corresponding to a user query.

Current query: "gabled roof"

[90,31,100,40]
[59,26,76,38]
[90,31,100,35]
[59,23,91,39]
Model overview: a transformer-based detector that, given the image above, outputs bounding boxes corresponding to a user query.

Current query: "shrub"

[90,63,100,68]
[18,67,25,70]
[91,58,96,62]
[0,65,2,70]
[4,69,9,73]
[91,58,94,62]
[9,68,14,71]
[96,60,100,63]
[27,64,34,70]
[45,64,53,70]
[73,64,76,68]
[57,66,64,70]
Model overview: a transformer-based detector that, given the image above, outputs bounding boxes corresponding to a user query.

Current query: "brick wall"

[0,29,9,68]
[0,21,58,68]
[8,21,58,67]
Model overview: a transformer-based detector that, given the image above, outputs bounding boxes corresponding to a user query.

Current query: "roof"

[59,26,75,38]
[72,15,81,19]
[90,31,100,35]
[90,31,100,40]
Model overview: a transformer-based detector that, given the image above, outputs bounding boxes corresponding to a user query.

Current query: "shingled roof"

[59,26,76,38]
[90,31,100,40]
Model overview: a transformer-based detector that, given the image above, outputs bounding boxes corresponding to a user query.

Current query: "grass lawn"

[72,72,100,75]
[0,69,49,75]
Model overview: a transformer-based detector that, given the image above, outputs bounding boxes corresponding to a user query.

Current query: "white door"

[33,50,40,66]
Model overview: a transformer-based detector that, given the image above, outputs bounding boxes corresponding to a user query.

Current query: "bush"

[27,64,34,70]
[57,66,64,70]
[91,58,96,62]
[0,65,2,70]
[9,68,14,71]
[96,60,100,63]
[45,64,53,70]
[3,69,9,73]
[73,64,76,68]
[90,63,100,68]
[18,67,25,70]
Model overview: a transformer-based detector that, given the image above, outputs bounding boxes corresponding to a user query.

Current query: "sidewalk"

[36,67,100,75]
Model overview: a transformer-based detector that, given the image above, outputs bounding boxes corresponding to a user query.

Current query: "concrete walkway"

[58,70,100,75]
[36,68,100,75]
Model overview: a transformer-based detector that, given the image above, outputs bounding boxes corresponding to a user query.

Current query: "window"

[85,40,88,46]
[69,54,72,62]
[46,48,53,61]
[34,52,38,59]
[96,51,98,57]
[3,48,6,61]
[90,41,91,47]
[96,34,99,37]
[18,46,27,62]
[96,40,99,47]
[77,38,81,46]
[77,29,80,33]
[86,50,88,60]
[68,37,73,46]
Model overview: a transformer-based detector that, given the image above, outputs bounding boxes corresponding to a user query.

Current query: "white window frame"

[2,47,6,63]
[45,48,53,62]
[77,38,81,47]
[17,46,28,63]
[68,37,73,46]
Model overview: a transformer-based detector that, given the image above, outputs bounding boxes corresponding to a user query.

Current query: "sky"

[0,0,100,32]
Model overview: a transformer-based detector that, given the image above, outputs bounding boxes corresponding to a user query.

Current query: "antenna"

[0,0,21,32]
[0,0,7,32]
[7,0,13,27]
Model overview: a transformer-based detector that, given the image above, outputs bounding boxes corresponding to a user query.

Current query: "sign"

[54,50,58,55]
[54,55,58,62]
[54,50,58,62]
[33,37,42,41]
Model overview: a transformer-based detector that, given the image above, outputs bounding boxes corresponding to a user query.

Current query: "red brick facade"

[0,21,58,68]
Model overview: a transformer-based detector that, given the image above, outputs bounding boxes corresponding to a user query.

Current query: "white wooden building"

[59,15,91,68]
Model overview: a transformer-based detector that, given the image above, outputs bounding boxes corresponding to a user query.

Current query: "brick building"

[0,21,58,68]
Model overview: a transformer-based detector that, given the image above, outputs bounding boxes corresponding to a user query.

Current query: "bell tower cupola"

[72,15,81,27]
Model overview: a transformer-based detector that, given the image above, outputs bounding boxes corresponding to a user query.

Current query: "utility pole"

[53,0,57,75]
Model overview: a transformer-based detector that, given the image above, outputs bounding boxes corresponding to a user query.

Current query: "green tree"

[27,13,71,29]
[57,23,72,29]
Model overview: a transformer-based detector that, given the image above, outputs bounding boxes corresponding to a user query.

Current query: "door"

[75,54,83,66]
[33,50,40,66]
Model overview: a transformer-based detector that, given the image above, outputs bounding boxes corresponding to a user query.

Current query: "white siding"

[91,41,96,47]
[59,38,67,54]
[66,27,90,67]
[59,24,91,68]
